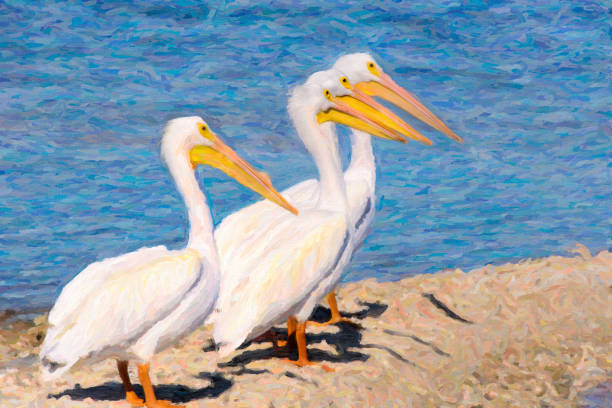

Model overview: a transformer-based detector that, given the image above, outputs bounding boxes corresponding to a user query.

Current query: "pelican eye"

[339,76,352,90]
[198,123,214,140]
[323,89,332,100]
[367,61,380,76]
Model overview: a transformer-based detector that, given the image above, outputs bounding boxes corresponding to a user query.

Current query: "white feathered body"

[40,245,219,379]
[212,133,376,352]
[294,155,375,319]
[212,207,349,355]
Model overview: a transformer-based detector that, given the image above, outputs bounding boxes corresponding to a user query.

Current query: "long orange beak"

[348,87,433,146]
[190,136,298,215]
[356,72,462,143]
[317,97,408,143]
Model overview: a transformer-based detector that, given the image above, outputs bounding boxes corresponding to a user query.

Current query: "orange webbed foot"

[283,357,334,372]
[307,316,363,329]
[144,400,185,408]
[308,291,364,329]
[137,362,185,408]
[283,319,333,372]
[125,390,145,406]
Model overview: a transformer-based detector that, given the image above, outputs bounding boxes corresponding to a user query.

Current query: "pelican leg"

[307,291,363,328]
[253,329,288,353]
[276,316,297,350]
[117,360,144,407]
[284,321,333,372]
[137,362,185,408]
[327,290,342,322]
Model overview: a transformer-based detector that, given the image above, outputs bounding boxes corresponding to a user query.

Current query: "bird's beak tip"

[450,132,464,144]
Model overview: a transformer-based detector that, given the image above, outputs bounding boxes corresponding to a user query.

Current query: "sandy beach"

[0,246,610,407]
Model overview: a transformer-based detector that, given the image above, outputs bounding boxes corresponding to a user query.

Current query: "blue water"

[0,0,610,311]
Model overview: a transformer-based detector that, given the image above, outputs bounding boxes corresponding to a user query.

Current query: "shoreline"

[5,246,608,321]
[0,246,610,407]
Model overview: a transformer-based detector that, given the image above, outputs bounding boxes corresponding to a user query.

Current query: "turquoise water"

[0,1,610,311]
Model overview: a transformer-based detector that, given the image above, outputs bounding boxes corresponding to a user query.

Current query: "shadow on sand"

[219,301,390,370]
[48,300,431,401]
[49,372,232,404]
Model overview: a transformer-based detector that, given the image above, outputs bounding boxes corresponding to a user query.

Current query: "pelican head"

[162,116,297,215]
[333,53,462,143]
[288,69,351,116]
[334,53,384,85]
[288,68,411,152]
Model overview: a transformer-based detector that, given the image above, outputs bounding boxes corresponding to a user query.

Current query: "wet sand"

[1,245,610,407]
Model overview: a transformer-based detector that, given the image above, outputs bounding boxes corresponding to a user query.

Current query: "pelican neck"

[166,153,218,262]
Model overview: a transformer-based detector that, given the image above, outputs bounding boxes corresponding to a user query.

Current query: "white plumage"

[41,118,222,381]
[215,208,349,352]
[212,54,461,361]
[42,246,211,377]
[212,70,354,356]
[211,67,411,367]
[40,116,295,406]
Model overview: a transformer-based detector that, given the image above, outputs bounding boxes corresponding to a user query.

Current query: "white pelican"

[40,116,296,408]
[212,69,411,368]
[302,53,463,326]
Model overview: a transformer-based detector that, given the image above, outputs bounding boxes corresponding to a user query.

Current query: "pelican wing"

[214,178,319,262]
[213,210,348,352]
[345,177,374,240]
[42,248,202,364]
[216,172,372,268]
[48,245,169,328]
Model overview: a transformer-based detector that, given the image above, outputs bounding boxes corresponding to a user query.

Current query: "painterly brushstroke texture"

[0,0,610,311]
[1,249,610,406]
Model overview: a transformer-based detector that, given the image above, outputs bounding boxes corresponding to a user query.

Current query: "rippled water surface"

[1,0,611,311]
